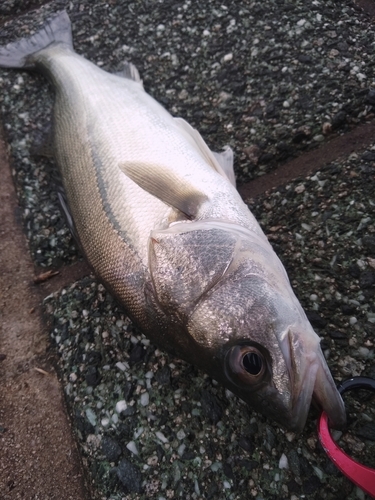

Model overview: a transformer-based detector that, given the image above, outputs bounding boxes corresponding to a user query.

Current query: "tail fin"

[0,10,73,69]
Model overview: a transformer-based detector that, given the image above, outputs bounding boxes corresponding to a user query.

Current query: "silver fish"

[0,11,346,432]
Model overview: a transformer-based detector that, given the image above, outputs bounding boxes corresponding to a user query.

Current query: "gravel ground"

[1,0,375,265]
[0,1,374,499]
[44,146,375,500]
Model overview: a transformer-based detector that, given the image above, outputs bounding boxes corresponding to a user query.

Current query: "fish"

[0,11,346,432]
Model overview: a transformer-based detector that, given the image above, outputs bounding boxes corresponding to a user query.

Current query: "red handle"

[318,411,375,498]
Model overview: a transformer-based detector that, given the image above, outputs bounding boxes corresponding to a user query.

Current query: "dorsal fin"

[212,146,236,187]
[114,61,143,88]
[173,117,235,186]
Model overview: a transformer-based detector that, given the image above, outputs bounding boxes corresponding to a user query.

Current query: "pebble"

[140,392,149,406]
[116,458,142,493]
[101,436,122,462]
[115,361,127,371]
[155,431,168,444]
[177,429,186,440]
[126,441,139,455]
[278,453,289,469]
[85,408,97,427]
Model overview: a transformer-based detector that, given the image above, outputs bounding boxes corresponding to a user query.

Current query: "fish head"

[149,221,346,432]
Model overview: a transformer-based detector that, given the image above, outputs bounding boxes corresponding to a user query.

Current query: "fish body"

[0,11,346,431]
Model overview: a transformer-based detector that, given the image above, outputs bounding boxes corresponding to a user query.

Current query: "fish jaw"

[281,325,346,431]
[312,348,346,430]
[273,327,346,432]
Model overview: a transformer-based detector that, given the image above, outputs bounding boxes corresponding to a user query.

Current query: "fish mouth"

[274,330,346,433]
[311,349,346,430]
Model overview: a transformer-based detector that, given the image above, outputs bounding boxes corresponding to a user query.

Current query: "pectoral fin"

[118,160,208,218]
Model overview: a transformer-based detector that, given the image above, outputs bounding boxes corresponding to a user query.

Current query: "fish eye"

[225,344,269,388]
[242,350,263,375]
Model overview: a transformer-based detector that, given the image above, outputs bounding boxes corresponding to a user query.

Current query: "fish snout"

[312,351,346,430]
[278,329,346,432]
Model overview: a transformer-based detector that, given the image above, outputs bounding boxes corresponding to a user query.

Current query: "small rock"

[86,350,102,366]
[322,122,332,135]
[355,423,375,441]
[140,392,149,406]
[259,152,274,163]
[178,89,188,100]
[361,151,375,162]
[298,54,312,64]
[181,449,196,461]
[292,126,311,143]
[348,263,361,278]
[75,410,95,437]
[223,462,235,480]
[363,235,375,253]
[331,110,347,129]
[359,270,375,289]
[238,436,254,454]
[328,331,348,346]
[128,344,146,366]
[116,458,142,493]
[244,144,261,164]
[265,102,278,118]
[155,365,171,386]
[115,400,127,413]
[306,311,327,329]
[223,53,233,62]
[337,41,349,52]
[126,440,139,455]
[341,304,357,315]
[313,134,324,142]
[201,390,223,424]
[102,435,122,462]
[85,366,100,387]
[279,453,288,469]
[366,89,375,105]
[287,450,301,477]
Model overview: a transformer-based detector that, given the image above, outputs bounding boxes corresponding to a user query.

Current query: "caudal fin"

[0,10,73,69]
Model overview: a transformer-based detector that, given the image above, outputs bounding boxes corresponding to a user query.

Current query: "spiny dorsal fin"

[173,117,235,186]
[114,61,143,87]
[212,146,236,187]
